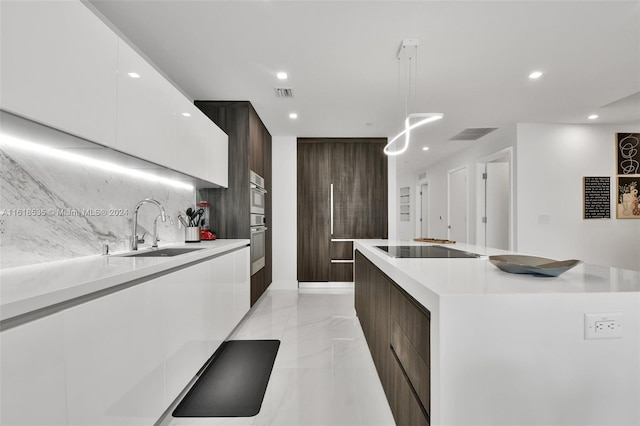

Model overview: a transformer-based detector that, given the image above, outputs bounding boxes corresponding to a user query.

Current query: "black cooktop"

[376,245,481,259]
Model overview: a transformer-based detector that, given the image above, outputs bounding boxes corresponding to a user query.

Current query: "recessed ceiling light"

[529,71,543,79]
[289,113,298,119]
[422,146,430,151]
[277,72,288,80]
[181,112,191,117]
[128,72,140,78]
[588,114,599,120]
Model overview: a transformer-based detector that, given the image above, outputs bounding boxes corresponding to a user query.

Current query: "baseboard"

[298,281,354,289]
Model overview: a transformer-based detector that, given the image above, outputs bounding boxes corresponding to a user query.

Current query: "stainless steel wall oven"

[249,171,267,275]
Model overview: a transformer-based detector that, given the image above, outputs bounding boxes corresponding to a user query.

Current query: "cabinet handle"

[330,183,334,235]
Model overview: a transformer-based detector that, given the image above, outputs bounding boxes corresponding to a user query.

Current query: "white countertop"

[0,239,250,322]
[355,240,640,307]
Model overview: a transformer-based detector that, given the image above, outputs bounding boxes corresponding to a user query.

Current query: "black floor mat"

[172,340,280,417]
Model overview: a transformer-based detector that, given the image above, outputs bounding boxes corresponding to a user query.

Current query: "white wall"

[270,136,298,289]
[517,123,640,270]
[397,125,517,243]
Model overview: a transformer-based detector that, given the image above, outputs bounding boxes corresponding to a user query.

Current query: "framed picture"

[616,133,640,175]
[583,176,610,219]
[617,175,640,219]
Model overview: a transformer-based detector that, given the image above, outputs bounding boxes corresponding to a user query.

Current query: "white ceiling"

[88,0,640,174]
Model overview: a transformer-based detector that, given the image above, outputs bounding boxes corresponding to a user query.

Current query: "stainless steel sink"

[118,247,204,257]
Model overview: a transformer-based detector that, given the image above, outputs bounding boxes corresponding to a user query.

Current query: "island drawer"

[390,284,430,414]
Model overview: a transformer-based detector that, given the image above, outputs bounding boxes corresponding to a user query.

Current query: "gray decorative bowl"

[488,255,582,277]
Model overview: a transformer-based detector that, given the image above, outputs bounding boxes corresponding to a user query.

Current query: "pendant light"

[384,39,443,156]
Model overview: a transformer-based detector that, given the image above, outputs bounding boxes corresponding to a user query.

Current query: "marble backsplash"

[0,116,196,269]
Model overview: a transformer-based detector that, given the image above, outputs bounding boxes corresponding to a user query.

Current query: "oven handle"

[250,183,268,194]
[251,226,268,233]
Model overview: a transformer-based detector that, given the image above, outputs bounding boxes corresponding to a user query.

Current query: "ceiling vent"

[274,87,294,98]
[449,128,498,141]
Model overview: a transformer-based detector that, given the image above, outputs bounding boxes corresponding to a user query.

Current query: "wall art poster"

[616,133,640,175]
[583,176,610,219]
[617,175,640,219]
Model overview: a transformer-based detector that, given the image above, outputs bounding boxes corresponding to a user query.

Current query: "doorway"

[419,183,429,238]
[447,167,468,243]
[477,148,512,250]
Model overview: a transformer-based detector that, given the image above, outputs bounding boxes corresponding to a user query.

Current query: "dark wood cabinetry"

[297,138,387,282]
[195,101,272,305]
[297,142,331,282]
[355,250,431,426]
[330,141,388,239]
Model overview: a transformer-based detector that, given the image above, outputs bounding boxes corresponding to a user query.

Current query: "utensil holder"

[185,226,201,243]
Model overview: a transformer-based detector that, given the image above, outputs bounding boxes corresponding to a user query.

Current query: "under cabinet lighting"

[588,114,599,120]
[289,113,298,119]
[0,134,194,191]
[422,146,430,151]
[128,72,141,78]
[528,71,543,79]
[277,72,288,80]
[181,112,191,117]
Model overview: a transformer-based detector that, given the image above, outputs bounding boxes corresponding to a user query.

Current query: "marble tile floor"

[157,288,395,426]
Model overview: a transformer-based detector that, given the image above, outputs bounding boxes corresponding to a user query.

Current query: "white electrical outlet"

[584,313,623,339]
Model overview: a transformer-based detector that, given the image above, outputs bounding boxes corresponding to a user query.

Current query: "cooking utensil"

[177,214,189,228]
[186,207,194,226]
[192,208,204,227]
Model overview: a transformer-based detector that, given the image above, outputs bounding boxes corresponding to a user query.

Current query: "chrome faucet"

[131,199,166,250]
[152,214,174,248]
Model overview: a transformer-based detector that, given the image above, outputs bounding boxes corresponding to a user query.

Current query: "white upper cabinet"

[174,97,229,187]
[1,0,227,188]
[116,40,178,166]
[116,40,228,188]
[0,1,118,147]
[174,95,212,182]
[207,115,229,188]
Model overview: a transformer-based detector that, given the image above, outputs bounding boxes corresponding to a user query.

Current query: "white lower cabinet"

[233,247,251,324]
[63,283,165,426]
[162,247,250,404]
[0,314,68,426]
[0,247,250,425]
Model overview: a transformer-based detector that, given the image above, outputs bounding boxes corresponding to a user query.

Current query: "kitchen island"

[354,240,640,426]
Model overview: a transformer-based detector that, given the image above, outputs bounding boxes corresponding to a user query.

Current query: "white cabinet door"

[116,40,179,168]
[160,250,244,404]
[0,1,118,147]
[63,283,165,426]
[160,260,215,404]
[206,254,237,346]
[234,247,251,324]
[173,96,210,181]
[0,315,68,426]
[174,95,229,187]
[207,123,229,188]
